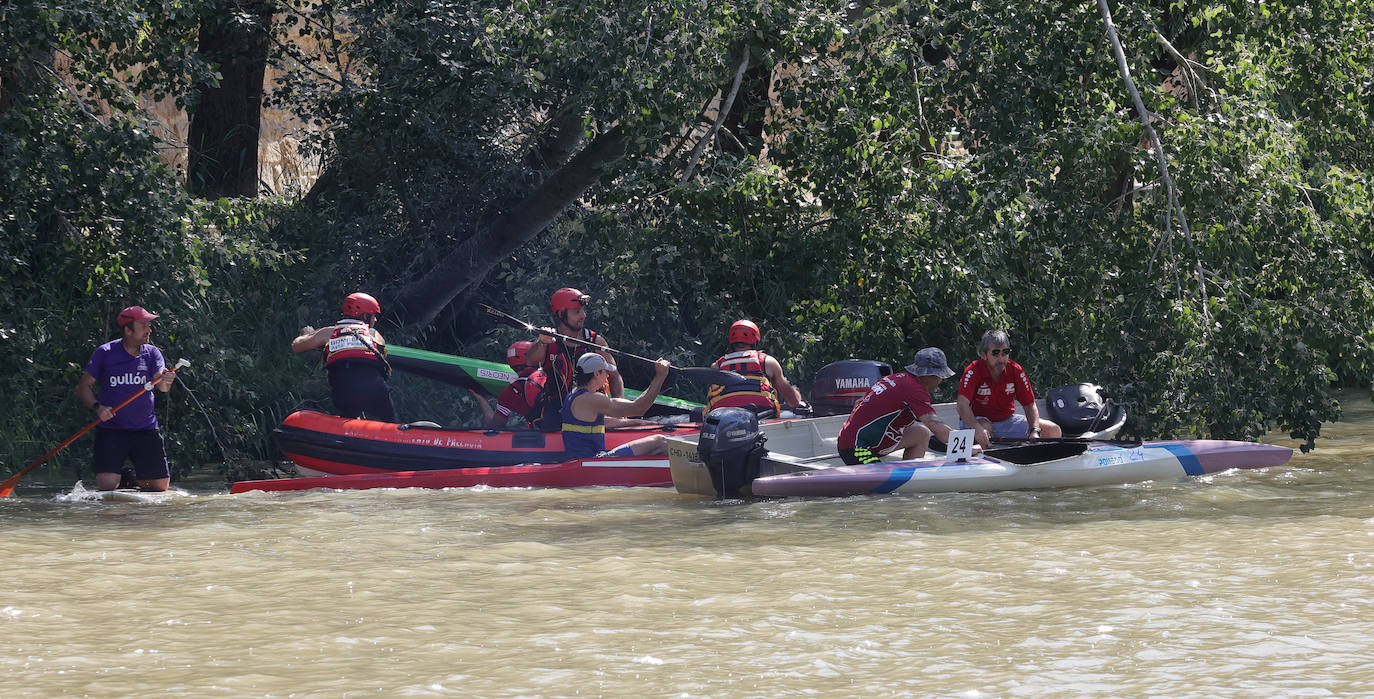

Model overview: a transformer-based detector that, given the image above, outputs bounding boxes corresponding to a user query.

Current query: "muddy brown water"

[2,392,1372,696]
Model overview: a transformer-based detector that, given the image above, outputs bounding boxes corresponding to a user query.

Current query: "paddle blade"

[676,367,746,385]
[479,304,532,331]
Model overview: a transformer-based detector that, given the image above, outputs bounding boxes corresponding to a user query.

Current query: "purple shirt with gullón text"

[85,341,166,431]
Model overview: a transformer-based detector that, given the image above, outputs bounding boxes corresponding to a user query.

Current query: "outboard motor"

[810,360,893,416]
[1046,383,1122,437]
[697,407,768,498]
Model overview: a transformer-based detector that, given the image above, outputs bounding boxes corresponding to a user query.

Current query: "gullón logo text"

[106,373,146,388]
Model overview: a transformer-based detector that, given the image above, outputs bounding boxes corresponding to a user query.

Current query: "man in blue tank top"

[74,306,177,491]
[561,353,671,459]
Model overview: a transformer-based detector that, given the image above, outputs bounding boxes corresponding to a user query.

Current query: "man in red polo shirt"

[956,329,1062,449]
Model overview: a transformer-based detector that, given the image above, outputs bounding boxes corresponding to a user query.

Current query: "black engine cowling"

[698,407,768,498]
[809,360,893,416]
[1046,383,1123,437]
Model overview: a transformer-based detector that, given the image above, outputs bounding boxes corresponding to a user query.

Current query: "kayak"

[387,345,701,416]
[666,396,1127,497]
[230,456,671,494]
[748,439,1294,497]
[275,409,696,477]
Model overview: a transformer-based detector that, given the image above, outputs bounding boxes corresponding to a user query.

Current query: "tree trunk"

[390,128,628,329]
[188,0,273,198]
[720,62,773,158]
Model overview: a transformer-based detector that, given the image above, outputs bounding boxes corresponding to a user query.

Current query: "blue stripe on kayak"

[1160,443,1205,476]
[874,466,917,493]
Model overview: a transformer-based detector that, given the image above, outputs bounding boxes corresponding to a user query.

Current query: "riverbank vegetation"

[2,0,1370,481]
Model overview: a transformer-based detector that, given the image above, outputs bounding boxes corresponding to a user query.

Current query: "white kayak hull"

[749,440,1294,497]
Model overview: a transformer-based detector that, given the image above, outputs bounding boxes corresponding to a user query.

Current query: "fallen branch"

[1098,0,1209,319]
[680,46,750,184]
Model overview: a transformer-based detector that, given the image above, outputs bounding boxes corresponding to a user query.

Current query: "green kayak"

[387,345,701,415]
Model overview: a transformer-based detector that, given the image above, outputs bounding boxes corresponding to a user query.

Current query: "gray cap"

[576,352,617,374]
[906,347,955,378]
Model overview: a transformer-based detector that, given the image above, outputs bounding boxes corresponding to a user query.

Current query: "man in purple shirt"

[75,306,176,491]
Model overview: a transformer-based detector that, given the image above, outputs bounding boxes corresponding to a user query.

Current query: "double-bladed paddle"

[478,304,744,386]
[0,358,191,497]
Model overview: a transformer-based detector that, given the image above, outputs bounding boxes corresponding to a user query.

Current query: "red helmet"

[506,340,535,370]
[729,319,761,345]
[551,287,590,314]
[342,292,381,317]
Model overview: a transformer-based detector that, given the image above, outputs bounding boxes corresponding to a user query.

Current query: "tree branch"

[679,46,750,184]
[390,128,628,328]
[1098,0,1209,319]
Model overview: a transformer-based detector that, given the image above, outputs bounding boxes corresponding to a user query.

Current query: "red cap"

[116,306,159,326]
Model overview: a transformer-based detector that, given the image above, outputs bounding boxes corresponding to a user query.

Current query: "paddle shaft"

[0,359,188,498]
[478,304,744,385]
[992,435,1142,448]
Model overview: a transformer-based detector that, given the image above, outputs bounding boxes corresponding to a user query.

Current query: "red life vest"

[706,350,780,413]
[323,319,386,369]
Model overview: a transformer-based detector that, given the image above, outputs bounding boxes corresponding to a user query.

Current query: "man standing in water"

[75,306,177,491]
[956,329,1061,449]
[524,287,624,409]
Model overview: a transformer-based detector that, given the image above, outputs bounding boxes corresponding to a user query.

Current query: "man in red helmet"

[524,288,623,411]
[75,305,178,491]
[483,340,555,429]
[291,292,396,421]
[481,340,657,430]
[704,319,809,416]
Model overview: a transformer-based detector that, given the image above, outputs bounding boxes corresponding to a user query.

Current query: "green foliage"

[488,0,1374,450]
[2,0,1370,490]
[0,0,306,481]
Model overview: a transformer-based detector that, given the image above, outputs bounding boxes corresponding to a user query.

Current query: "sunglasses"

[989,347,1013,356]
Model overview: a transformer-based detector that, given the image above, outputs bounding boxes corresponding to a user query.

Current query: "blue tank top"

[561,388,606,459]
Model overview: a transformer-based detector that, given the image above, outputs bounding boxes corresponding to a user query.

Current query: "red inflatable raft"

[231,456,672,494]
[274,409,695,477]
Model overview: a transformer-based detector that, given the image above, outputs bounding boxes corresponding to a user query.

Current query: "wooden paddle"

[478,304,745,386]
[0,358,190,498]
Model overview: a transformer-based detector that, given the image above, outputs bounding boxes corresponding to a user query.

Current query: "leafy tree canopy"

[1,0,1370,480]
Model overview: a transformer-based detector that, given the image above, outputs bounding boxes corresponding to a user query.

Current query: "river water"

[3,393,1373,697]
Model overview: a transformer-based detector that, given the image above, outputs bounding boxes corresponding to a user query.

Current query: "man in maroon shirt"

[956,329,1062,448]
[836,347,958,465]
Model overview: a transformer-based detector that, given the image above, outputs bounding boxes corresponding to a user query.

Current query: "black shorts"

[838,446,883,466]
[93,428,170,480]
[328,362,396,422]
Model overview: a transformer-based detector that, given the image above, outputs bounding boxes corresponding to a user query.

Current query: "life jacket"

[560,388,606,458]
[541,328,600,401]
[706,349,780,414]
[519,370,562,431]
[324,319,387,372]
